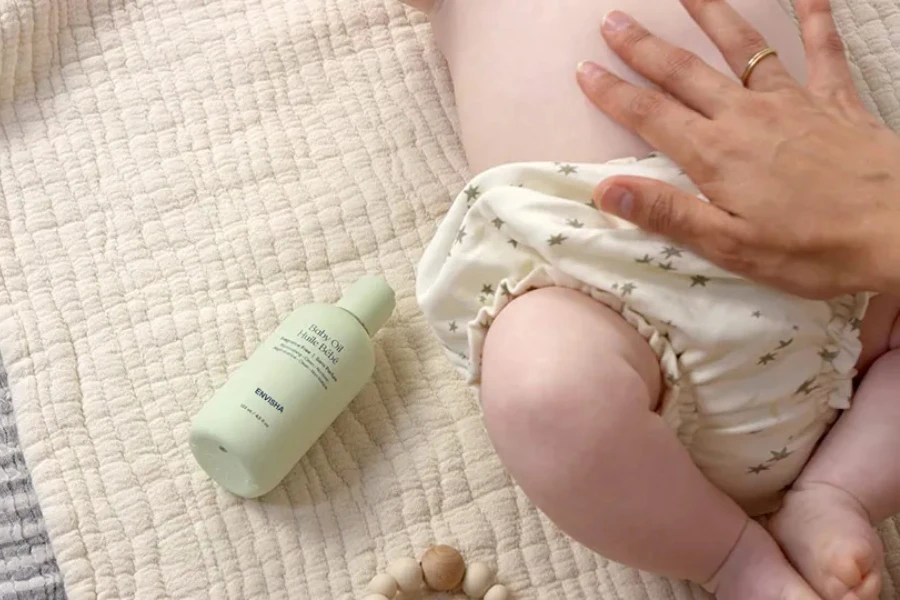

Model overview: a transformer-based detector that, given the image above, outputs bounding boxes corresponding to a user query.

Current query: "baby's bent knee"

[481,287,661,425]
[479,288,662,482]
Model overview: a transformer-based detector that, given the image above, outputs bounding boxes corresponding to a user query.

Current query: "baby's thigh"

[433,0,807,170]
[856,294,900,373]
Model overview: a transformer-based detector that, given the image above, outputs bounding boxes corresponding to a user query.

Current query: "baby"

[411,1,900,600]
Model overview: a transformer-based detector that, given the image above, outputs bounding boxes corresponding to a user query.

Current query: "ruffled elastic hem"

[818,294,869,411]
[464,264,700,448]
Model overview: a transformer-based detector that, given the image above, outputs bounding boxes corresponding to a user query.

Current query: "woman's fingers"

[599,11,742,116]
[680,0,795,91]
[594,177,748,266]
[576,62,710,168]
[795,0,862,103]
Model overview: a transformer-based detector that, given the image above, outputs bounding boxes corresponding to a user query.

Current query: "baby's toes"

[768,486,883,600]
[853,570,882,600]
[815,537,881,600]
[827,541,872,590]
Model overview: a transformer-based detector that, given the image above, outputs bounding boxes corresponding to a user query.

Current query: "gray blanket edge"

[0,357,65,600]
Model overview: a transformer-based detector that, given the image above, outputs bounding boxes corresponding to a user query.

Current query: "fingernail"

[599,185,634,219]
[602,10,632,33]
[577,60,606,79]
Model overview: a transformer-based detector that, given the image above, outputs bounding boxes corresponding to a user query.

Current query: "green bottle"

[189,276,395,498]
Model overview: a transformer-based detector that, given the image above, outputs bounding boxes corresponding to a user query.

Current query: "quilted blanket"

[0,0,898,598]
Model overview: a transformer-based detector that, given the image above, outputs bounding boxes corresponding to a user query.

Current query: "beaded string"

[363,545,510,600]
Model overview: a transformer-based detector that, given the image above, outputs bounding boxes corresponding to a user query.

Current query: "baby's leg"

[769,296,900,600]
[481,287,819,600]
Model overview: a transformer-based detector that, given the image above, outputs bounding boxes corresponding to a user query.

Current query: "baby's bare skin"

[426,0,806,173]
[407,2,899,599]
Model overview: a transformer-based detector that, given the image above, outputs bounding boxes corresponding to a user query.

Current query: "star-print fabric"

[416,154,870,516]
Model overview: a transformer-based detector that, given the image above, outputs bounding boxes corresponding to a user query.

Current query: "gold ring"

[740,47,779,87]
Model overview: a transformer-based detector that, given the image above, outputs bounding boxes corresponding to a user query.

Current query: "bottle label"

[272,323,345,391]
[239,401,271,429]
[254,388,284,412]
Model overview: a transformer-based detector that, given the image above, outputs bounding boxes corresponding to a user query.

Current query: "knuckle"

[627,90,666,126]
[827,86,866,113]
[684,0,726,10]
[585,70,623,103]
[694,129,732,163]
[660,49,703,89]
[642,190,681,234]
[816,28,846,55]
[618,26,654,58]
[798,0,833,16]
[740,94,785,124]
[731,25,767,58]
[706,231,752,273]
[770,86,806,104]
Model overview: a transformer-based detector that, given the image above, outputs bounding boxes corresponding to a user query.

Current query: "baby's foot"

[768,483,883,600]
[706,520,822,600]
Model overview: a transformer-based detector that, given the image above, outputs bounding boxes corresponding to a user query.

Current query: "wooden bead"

[421,545,466,592]
[484,583,510,600]
[386,558,423,593]
[366,573,398,597]
[462,562,494,598]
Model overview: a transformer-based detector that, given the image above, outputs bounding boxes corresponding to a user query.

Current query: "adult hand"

[576,0,900,299]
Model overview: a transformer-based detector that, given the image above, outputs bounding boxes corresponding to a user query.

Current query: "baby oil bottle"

[189,275,395,498]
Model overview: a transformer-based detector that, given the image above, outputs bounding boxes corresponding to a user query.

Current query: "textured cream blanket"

[0,0,899,598]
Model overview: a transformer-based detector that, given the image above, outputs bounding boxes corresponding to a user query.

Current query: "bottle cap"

[336,275,395,336]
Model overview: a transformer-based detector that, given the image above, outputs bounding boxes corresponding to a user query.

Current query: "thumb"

[594,176,734,243]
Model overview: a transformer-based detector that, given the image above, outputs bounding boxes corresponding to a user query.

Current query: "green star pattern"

[500,283,512,298]
[449,321,458,333]
[850,318,862,331]
[658,262,675,271]
[635,254,653,265]
[752,311,762,318]
[482,284,495,296]
[456,227,466,244]
[747,464,770,474]
[507,239,519,249]
[566,218,584,229]
[492,218,504,229]
[620,283,637,296]
[690,275,710,287]
[777,339,794,349]
[548,234,567,246]
[758,353,777,366]
[464,185,481,203]
[557,164,578,176]
[795,377,818,396]
[819,348,839,362]
[768,448,792,462]
[661,246,683,258]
